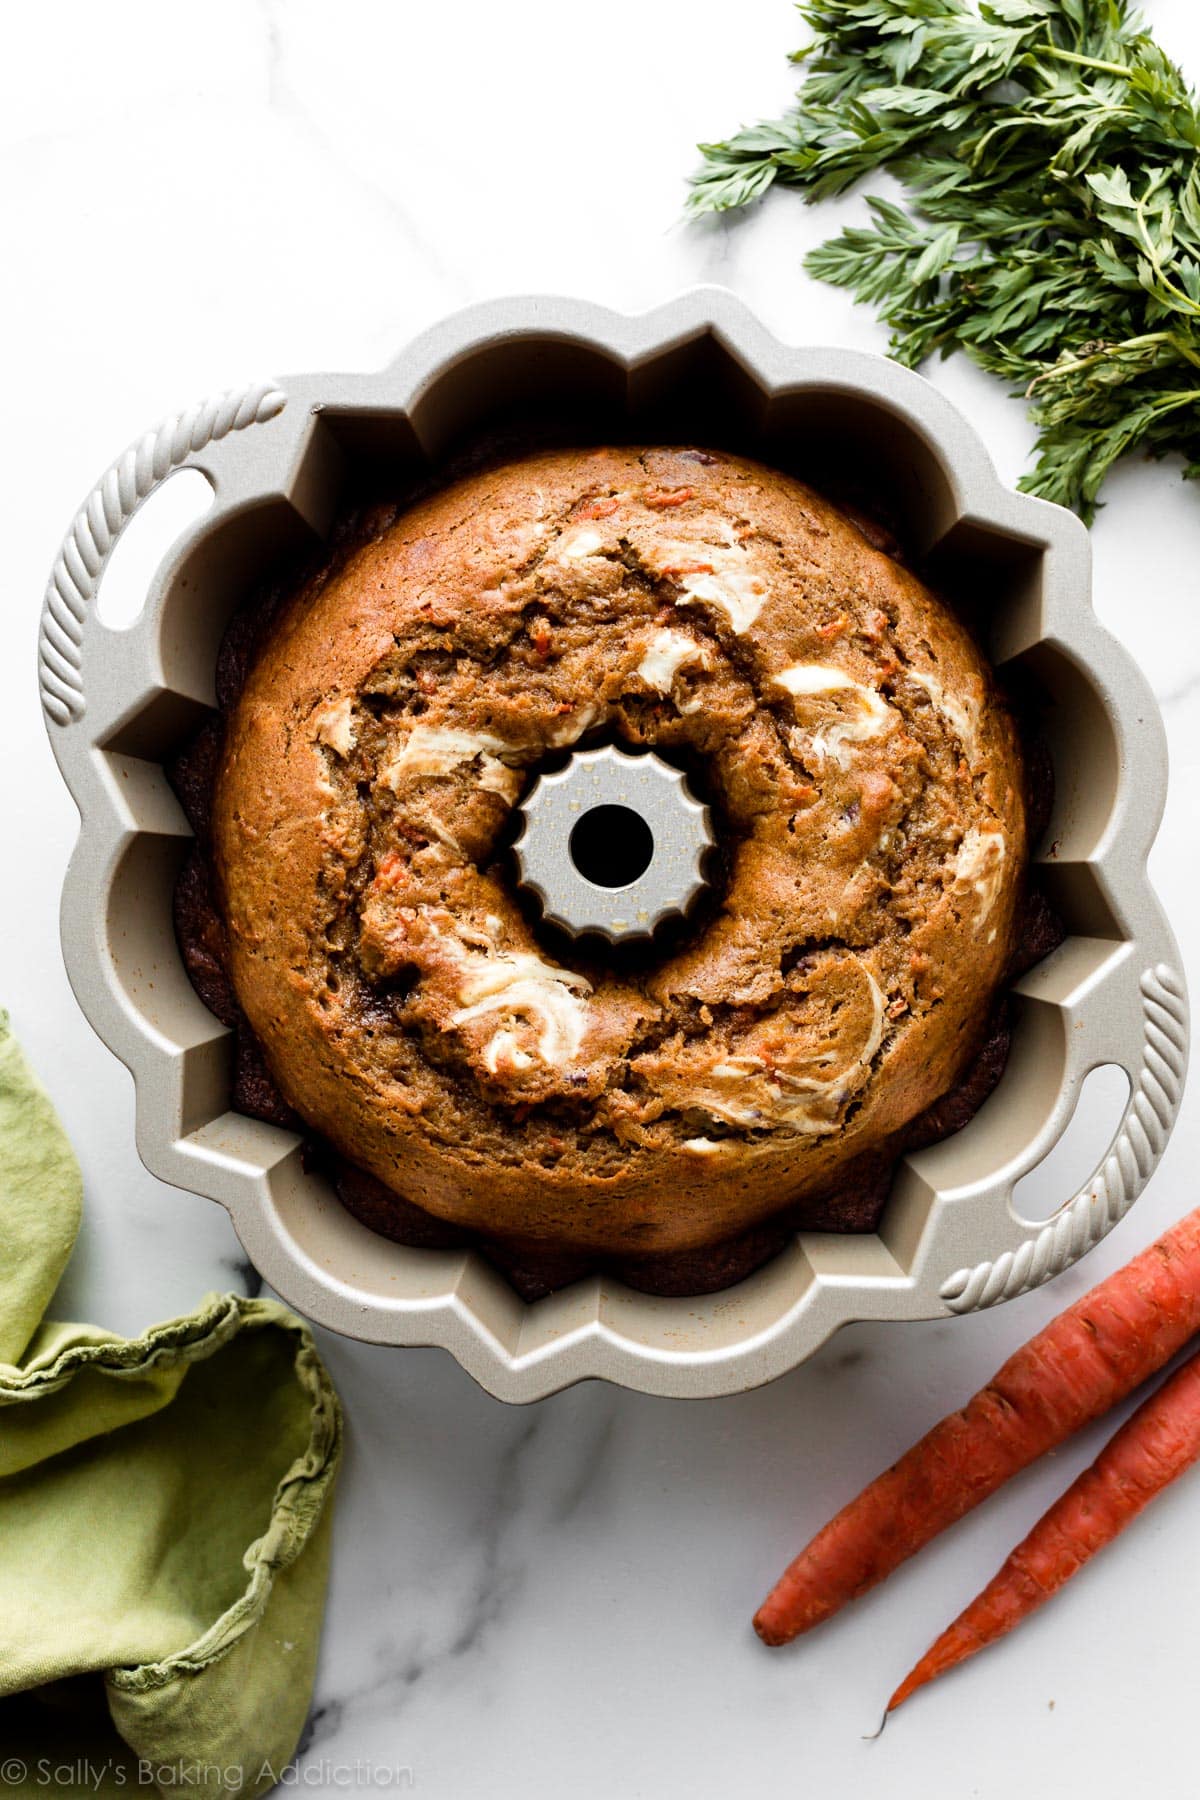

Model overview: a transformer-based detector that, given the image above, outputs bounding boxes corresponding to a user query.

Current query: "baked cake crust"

[211,447,1027,1261]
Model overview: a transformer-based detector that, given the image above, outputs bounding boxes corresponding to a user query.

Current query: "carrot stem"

[888,1345,1200,1711]
[754,1209,1200,1647]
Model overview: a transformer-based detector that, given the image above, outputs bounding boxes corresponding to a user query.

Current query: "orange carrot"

[754,1208,1200,1647]
[888,1344,1200,1712]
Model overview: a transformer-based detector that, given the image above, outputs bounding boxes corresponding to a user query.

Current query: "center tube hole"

[569,805,654,889]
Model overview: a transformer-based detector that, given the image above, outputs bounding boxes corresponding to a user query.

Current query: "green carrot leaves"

[689,0,1200,519]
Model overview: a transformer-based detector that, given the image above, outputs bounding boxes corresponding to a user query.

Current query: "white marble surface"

[4,2,1200,1792]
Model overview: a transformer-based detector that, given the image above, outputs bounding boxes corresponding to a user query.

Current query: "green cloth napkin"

[0,1013,342,1798]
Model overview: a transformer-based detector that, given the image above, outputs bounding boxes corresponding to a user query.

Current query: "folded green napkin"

[0,1013,342,1797]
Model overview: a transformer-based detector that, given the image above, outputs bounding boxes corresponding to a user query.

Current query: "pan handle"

[38,380,285,728]
[940,961,1188,1312]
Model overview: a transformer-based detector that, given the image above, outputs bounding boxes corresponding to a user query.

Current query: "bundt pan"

[41,292,1188,1401]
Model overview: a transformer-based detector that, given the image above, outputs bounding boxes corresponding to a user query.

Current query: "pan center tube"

[513,744,713,944]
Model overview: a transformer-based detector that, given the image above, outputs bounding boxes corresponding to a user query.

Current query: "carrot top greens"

[688,0,1200,520]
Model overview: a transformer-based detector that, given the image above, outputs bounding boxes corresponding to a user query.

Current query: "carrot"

[888,1344,1200,1712]
[754,1208,1200,1647]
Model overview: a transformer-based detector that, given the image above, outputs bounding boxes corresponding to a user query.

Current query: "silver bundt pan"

[41,291,1188,1401]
